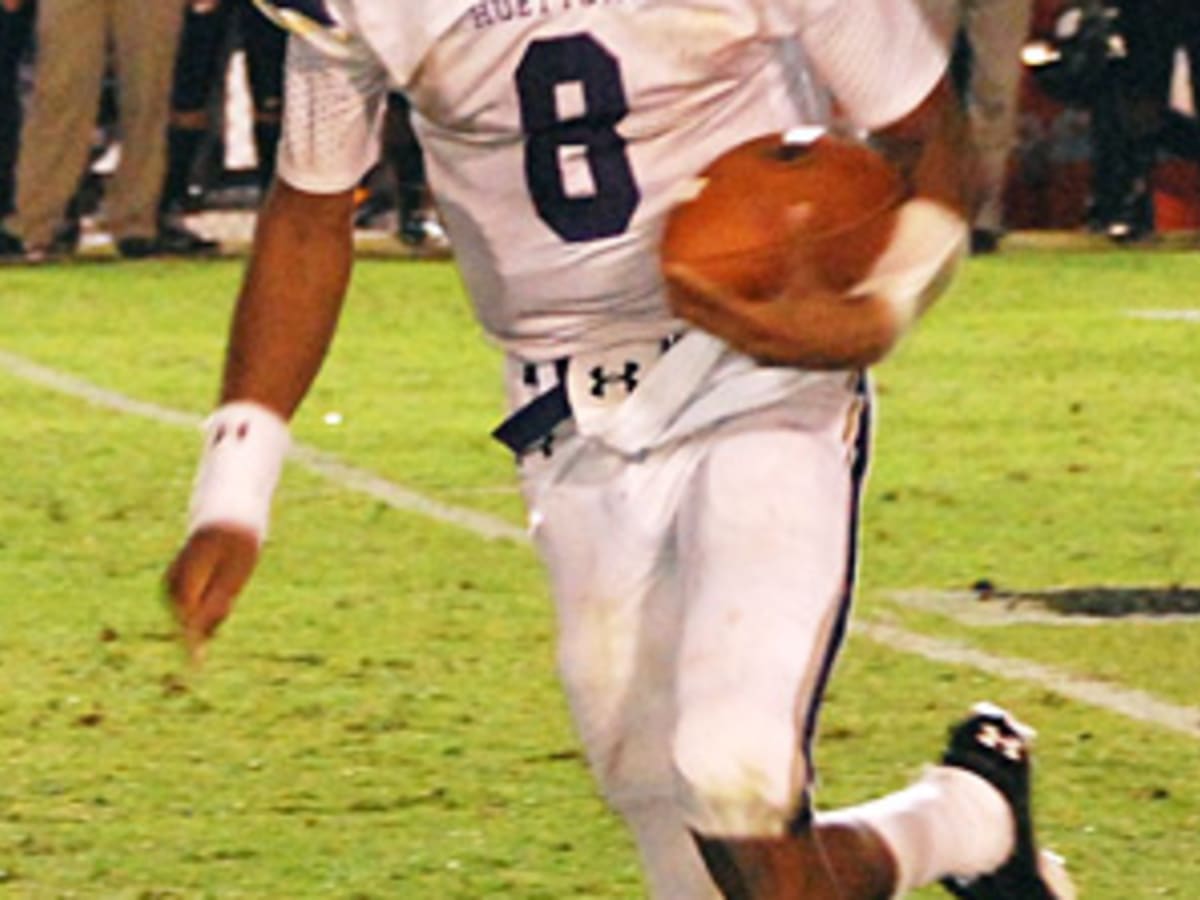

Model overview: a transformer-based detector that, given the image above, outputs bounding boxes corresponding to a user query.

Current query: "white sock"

[818,765,1014,895]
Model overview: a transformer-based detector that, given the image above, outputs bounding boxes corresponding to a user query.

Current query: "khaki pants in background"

[920,0,1034,234]
[12,0,186,249]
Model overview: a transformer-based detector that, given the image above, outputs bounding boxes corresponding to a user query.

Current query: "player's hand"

[664,201,897,369]
[164,525,260,662]
[664,257,895,370]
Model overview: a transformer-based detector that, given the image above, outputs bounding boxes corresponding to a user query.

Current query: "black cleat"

[116,222,220,260]
[940,703,1075,900]
[0,225,77,263]
[969,228,1001,256]
[156,220,220,256]
[0,227,24,259]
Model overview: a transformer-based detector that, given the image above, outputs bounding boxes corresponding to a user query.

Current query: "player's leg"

[382,92,442,247]
[107,0,187,246]
[0,0,35,221]
[576,567,723,900]
[670,391,1069,899]
[12,0,107,252]
[240,0,286,190]
[671,392,903,899]
[1093,0,1171,241]
[516,416,720,899]
[160,0,230,218]
[886,704,1075,899]
[961,0,1033,241]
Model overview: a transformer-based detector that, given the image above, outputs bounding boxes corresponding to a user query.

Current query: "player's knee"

[672,705,808,837]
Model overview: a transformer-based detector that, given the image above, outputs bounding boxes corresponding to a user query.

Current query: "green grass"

[1,249,1198,897]
[865,251,1200,719]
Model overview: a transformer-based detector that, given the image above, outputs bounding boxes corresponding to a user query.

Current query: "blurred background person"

[1021,0,1200,241]
[354,92,450,256]
[160,0,286,227]
[1090,0,1200,240]
[0,0,34,237]
[0,0,202,261]
[384,93,446,252]
[922,0,1035,253]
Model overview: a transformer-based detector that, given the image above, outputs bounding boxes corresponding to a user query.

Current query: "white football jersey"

[277,0,947,360]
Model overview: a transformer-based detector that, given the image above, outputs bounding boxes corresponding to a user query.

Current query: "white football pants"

[513,367,871,899]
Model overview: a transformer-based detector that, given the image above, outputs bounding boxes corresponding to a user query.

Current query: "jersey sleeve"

[275,25,390,194]
[771,0,949,131]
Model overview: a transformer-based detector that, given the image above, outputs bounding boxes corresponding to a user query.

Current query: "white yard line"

[0,349,528,544]
[859,622,1200,740]
[287,443,528,543]
[0,349,202,430]
[2,348,1198,739]
[1125,309,1200,322]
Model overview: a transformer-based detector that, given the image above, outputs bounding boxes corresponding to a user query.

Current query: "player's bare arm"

[872,75,975,218]
[665,75,970,370]
[165,180,356,655]
[221,181,356,414]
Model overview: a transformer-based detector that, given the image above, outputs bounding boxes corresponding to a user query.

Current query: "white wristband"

[854,198,968,331]
[187,401,291,543]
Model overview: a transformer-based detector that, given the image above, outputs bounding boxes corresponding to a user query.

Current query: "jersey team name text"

[467,0,633,30]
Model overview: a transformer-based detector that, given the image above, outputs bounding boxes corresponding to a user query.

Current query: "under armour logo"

[589,361,640,398]
[976,722,1025,762]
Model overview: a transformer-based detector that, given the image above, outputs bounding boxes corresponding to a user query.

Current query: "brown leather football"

[660,130,906,300]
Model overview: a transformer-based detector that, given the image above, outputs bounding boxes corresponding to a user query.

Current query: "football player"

[165,1,1074,897]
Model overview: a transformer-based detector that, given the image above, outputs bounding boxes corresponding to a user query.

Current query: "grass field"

[1,246,1198,898]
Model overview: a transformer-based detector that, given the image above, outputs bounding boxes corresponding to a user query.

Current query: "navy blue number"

[516,35,640,242]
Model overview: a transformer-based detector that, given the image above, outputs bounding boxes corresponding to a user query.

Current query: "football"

[660,129,906,300]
